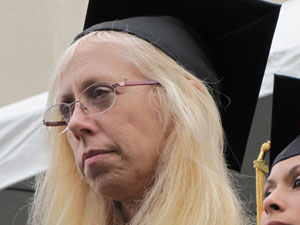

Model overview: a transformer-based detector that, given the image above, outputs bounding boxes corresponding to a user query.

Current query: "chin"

[89,175,124,200]
[91,179,144,202]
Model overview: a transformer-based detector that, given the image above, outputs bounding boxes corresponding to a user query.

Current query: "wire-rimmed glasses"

[43,80,159,131]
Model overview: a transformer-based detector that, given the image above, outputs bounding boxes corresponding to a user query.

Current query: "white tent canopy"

[260,0,300,97]
[1,0,300,189]
[0,93,48,189]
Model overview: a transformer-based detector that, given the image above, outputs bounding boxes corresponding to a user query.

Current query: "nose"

[263,188,286,214]
[67,102,96,139]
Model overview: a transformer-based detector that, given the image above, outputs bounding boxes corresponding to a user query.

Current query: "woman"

[260,75,300,225]
[262,137,300,225]
[28,1,280,225]
[31,29,245,225]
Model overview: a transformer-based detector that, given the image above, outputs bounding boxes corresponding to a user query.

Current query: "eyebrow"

[265,178,276,186]
[58,78,100,103]
[80,78,99,91]
[289,164,300,177]
[59,93,75,104]
[265,164,300,186]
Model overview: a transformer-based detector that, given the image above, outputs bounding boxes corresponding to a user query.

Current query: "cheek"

[289,193,300,211]
[107,105,164,172]
[111,93,165,146]
[66,132,83,168]
[260,212,267,224]
[119,114,164,158]
[66,132,76,152]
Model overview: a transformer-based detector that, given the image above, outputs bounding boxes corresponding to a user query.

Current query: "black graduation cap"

[270,74,300,168]
[74,0,281,172]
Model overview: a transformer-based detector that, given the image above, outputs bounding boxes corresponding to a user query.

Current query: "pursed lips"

[266,221,289,225]
[82,149,116,168]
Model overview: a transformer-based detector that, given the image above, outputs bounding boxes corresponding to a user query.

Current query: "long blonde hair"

[28,31,248,225]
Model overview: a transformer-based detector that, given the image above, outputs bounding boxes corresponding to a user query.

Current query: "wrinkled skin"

[59,40,167,219]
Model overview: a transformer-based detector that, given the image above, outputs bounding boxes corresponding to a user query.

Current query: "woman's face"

[261,155,300,225]
[59,40,166,202]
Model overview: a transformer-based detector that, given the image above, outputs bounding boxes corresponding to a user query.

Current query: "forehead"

[59,40,145,92]
[269,155,300,180]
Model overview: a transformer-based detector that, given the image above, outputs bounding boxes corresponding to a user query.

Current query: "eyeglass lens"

[43,82,116,128]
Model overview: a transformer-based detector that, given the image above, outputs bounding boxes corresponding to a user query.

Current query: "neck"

[120,200,140,222]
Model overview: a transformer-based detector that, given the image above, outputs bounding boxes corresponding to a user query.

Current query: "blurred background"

[0,0,297,224]
[0,0,89,108]
[0,1,88,224]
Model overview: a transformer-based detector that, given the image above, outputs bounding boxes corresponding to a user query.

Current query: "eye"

[84,84,113,101]
[263,184,274,199]
[92,87,112,98]
[264,190,272,199]
[60,104,71,119]
[293,178,300,188]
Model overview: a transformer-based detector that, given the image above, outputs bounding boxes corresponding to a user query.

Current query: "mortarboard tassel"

[253,141,270,225]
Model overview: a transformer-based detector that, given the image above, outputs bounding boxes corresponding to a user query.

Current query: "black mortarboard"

[74,0,280,172]
[270,74,300,168]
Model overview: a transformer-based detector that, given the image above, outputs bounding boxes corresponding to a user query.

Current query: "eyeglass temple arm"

[43,120,67,126]
[116,81,159,87]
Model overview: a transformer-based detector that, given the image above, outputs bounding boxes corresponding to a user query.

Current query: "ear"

[188,79,202,92]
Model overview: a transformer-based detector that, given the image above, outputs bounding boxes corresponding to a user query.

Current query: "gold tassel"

[253,141,270,225]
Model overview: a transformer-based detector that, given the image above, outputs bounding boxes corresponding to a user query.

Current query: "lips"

[82,149,115,167]
[266,221,288,225]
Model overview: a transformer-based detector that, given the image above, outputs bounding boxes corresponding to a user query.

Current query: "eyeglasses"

[43,80,159,130]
